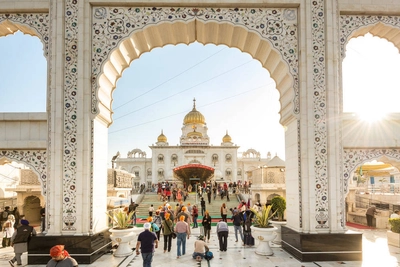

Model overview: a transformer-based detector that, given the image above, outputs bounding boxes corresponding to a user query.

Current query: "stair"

[134,192,240,219]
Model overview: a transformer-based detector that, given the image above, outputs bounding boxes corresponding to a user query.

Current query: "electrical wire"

[113,59,253,121]
[109,82,275,134]
[113,46,227,111]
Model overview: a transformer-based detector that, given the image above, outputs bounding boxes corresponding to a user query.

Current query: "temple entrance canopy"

[173,164,214,187]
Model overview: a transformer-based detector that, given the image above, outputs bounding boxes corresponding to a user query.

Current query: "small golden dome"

[183,98,205,125]
[157,130,167,142]
[222,130,232,143]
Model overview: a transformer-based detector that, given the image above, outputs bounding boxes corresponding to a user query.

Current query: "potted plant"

[106,209,137,257]
[388,218,400,247]
[269,196,287,246]
[250,205,278,255]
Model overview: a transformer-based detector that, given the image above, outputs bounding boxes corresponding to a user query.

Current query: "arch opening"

[95,19,296,126]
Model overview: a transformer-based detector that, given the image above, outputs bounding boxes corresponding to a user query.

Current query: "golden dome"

[183,98,205,125]
[222,130,232,143]
[157,130,167,142]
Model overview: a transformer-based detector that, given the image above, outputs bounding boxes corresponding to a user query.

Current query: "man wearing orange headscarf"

[174,215,190,259]
[46,245,78,267]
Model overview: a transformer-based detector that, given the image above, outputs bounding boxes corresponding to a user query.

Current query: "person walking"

[129,201,139,226]
[220,203,228,222]
[12,207,20,229]
[192,205,199,228]
[152,211,162,240]
[201,210,212,243]
[200,197,206,217]
[162,213,174,253]
[2,214,15,247]
[231,210,244,245]
[1,206,11,231]
[9,219,37,267]
[148,204,154,217]
[216,219,229,251]
[46,245,78,267]
[135,223,158,267]
[174,215,190,259]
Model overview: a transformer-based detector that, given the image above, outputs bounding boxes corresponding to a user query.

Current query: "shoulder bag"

[165,220,176,239]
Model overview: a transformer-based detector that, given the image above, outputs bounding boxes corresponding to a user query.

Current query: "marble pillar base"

[28,229,112,264]
[281,226,362,262]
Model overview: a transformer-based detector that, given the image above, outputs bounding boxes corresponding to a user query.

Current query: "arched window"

[147,169,152,176]
[225,168,232,176]
[237,169,242,176]
[158,168,164,178]
[225,154,232,162]
[171,154,178,165]
[158,154,164,163]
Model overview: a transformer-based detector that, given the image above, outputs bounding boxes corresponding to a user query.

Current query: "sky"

[1,32,400,168]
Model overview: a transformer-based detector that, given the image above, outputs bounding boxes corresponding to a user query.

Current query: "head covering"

[197,235,204,240]
[21,219,29,225]
[50,245,65,258]
[143,222,151,230]
[147,217,153,222]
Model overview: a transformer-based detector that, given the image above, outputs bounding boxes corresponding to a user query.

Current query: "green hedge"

[389,218,400,233]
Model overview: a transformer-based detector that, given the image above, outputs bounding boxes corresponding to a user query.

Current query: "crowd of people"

[151,180,252,204]
[132,195,260,267]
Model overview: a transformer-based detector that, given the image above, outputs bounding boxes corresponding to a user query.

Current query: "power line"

[113,59,253,121]
[113,46,227,111]
[109,82,275,134]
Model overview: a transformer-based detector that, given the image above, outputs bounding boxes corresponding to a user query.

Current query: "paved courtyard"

[0,226,399,267]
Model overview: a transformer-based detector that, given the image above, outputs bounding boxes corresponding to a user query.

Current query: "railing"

[355,195,400,212]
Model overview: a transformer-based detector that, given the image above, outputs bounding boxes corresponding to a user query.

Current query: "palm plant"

[250,204,277,228]
[106,209,135,229]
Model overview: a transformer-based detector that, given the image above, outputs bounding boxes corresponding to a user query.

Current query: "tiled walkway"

[1,226,399,267]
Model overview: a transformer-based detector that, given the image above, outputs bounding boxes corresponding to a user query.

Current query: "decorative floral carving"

[0,13,50,57]
[311,0,328,228]
[0,150,47,192]
[340,15,400,58]
[91,6,299,115]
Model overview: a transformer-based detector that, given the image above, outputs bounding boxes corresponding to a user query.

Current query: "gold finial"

[193,98,196,110]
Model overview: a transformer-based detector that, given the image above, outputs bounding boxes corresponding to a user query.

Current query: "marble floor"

[0,226,399,267]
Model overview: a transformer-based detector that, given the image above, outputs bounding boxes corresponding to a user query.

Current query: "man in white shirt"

[390,210,400,219]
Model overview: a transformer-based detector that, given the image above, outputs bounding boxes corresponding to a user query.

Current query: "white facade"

[114,99,281,186]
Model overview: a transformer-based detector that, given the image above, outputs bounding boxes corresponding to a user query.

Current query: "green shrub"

[271,196,286,221]
[389,218,400,234]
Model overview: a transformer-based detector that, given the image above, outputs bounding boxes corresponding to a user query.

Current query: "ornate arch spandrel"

[343,148,400,194]
[0,13,50,58]
[0,150,47,194]
[91,6,299,125]
[340,15,400,59]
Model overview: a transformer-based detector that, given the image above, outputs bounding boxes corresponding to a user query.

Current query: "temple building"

[113,99,285,190]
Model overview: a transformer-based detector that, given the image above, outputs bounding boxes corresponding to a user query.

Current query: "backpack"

[150,222,159,232]
[204,250,213,260]
[2,211,8,219]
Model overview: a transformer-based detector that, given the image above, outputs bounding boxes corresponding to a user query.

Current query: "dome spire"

[183,98,205,125]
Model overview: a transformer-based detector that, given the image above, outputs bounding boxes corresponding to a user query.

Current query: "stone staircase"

[135,192,240,219]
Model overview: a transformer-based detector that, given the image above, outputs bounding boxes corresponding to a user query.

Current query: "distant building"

[113,99,286,193]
